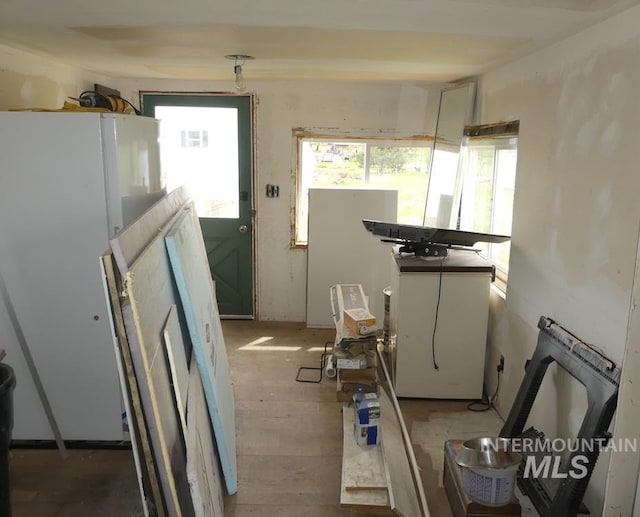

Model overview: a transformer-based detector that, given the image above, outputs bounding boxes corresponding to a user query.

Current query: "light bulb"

[234,64,246,92]
[225,54,254,92]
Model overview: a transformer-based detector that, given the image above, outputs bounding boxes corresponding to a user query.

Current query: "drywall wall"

[478,5,640,515]
[614,219,640,517]
[0,43,113,110]
[116,78,441,321]
[0,41,442,323]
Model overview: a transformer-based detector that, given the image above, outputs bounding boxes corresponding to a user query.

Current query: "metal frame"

[500,316,620,517]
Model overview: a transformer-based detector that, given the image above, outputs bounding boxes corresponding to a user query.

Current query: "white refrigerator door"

[101,114,165,238]
[0,111,124,440]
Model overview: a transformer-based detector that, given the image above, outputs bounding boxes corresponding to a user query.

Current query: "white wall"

[116,78,442,321]
[619,229,640,517]
[0,42,442,323]
[0,43,114,110]
[479,6,640,515]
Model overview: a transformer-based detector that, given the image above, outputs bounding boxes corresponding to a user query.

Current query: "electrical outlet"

[266,184,280,198]
[498,354,505,373]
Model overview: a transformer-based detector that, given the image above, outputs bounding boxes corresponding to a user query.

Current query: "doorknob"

[239,224,248,233]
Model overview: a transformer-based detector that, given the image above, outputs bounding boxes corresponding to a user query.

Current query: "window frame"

[291,128,434,248]
[456,121,519,288]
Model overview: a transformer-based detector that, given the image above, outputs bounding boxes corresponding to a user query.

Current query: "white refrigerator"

[0,111,165,441]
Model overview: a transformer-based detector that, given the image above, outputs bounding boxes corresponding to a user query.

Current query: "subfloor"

[9,321,508,517]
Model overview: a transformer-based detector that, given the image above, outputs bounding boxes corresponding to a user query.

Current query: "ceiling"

[0,0,638,84]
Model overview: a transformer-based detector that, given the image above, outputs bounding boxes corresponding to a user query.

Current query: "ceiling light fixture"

[224,54,255,93]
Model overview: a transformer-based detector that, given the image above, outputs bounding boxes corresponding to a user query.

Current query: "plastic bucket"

[461,462,519,506]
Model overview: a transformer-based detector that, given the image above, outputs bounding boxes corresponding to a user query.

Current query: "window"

[456,122,519,280]
[180,129,209,148]
[294,134,432,245]
[158,107,239,218]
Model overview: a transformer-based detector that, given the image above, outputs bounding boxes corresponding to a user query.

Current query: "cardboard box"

[334,348,367,369]
[337,356,367,369]
[353,392,380,446]
[330,284,378,342]
[344,308,377,336]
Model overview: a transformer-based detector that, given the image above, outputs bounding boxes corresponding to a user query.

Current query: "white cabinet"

[388,249,493,399]
[0,112,164,441]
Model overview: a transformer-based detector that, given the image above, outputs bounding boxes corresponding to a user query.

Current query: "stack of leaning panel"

[101,186,236,517]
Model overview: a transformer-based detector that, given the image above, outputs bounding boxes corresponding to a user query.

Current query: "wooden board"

[164,206,237,494]
[186,354,225,517]
[377,343,430,516]
[125,232,196,517]
[163,305,190,439]
[100,252,164,517]
[341,404,387,491]
[340,406,390,510]
[382,434,397,513]
[111,185,189,274]
[378,388,423,517]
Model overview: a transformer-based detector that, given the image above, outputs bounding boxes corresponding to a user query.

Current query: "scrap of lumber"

[110,185,189,274]
[101,252,164,517]
[377,344,430,517]
[341,404,387,491]
[340,406,390,509]
[382,431,397,513]
[186,354,225,517]
[163,305,226,516]
[163,305,190,439]
[378,389,422,517]
[108,191,192,517]
[125,231,196,517]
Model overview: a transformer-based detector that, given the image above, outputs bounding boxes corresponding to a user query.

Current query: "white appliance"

[0,111,165,441]
[388,249,493,399]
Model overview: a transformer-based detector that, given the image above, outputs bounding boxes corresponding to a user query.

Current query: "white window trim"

[458,123,519,287]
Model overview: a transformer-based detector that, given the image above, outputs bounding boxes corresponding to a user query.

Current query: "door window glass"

[155,106,239,218]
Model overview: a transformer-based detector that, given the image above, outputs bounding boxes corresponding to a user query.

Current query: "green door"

[142,94,254,317]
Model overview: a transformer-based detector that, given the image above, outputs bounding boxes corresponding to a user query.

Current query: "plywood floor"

[9,321,506,517]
